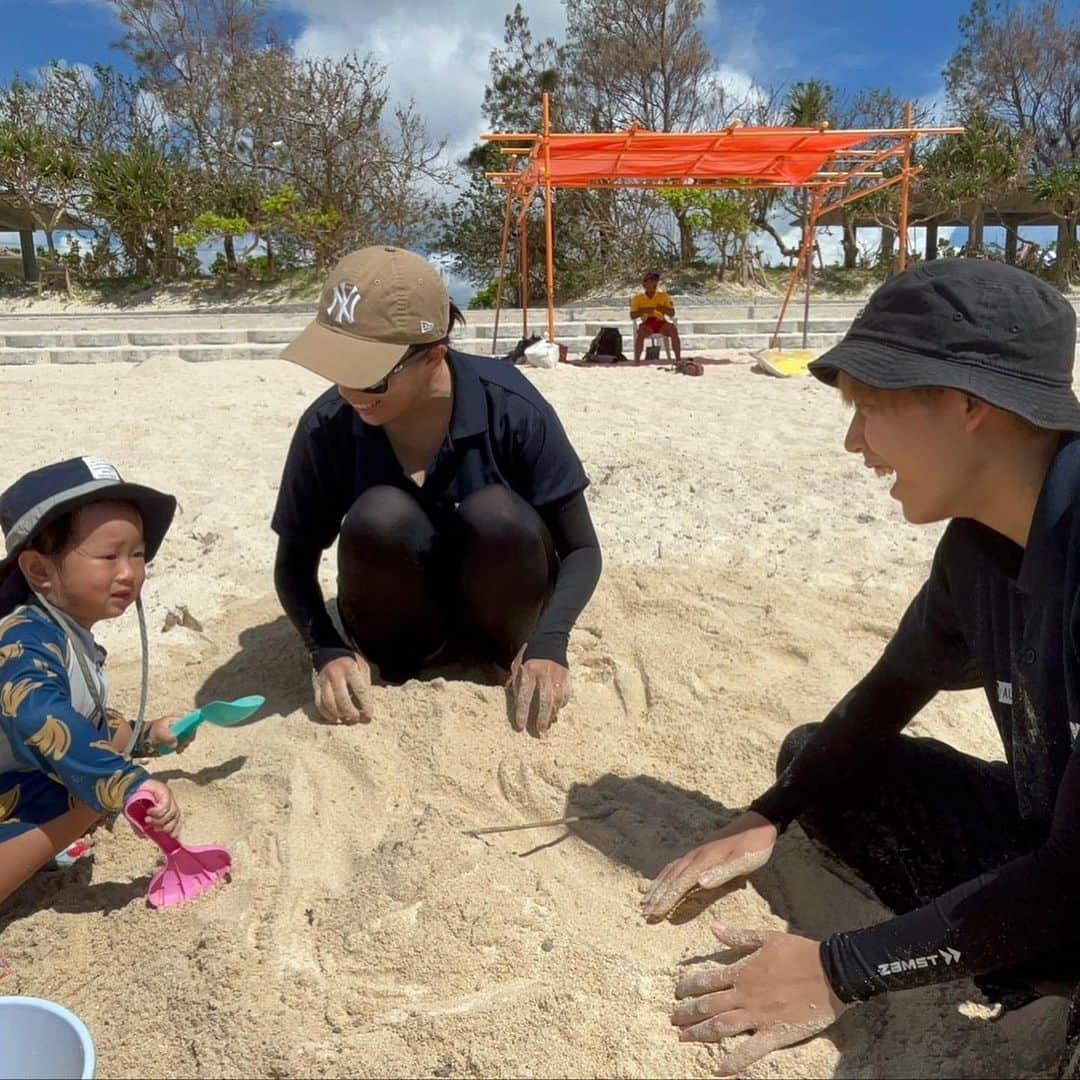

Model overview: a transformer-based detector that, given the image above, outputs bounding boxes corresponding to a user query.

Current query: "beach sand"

[0,352,1066,1077]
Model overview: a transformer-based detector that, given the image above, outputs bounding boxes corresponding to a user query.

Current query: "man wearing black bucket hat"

[641,260,1080,1076]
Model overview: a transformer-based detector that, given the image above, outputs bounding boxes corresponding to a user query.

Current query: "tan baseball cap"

[282,246,450,388]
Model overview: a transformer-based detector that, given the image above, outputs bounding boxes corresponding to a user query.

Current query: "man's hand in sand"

[507,647,570,736]
[314,653,374,725]
[672,922,847,1075]
[641,810,777,919]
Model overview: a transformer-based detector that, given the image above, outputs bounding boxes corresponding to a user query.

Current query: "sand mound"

[0,353,1068,1077]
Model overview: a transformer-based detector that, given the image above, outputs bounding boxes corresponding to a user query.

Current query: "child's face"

[42,502,147,628]
[643,277,659,296]
[843,389,973,525]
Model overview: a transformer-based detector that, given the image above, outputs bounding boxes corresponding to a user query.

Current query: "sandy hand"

[672,923,846,1075]
[506,647,571,736]
[314,652,374,725]
[641,810,777,919]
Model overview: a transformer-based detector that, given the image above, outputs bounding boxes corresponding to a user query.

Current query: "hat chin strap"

[31,589,149,758]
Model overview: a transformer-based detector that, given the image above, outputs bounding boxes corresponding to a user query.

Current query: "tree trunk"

[879,226,895,268]
[1058,216,1079,283]
[265,233,275,274]
[924,221,939,260]
[44,231,56,257]
[842,216,858,269]
[673,205,696,264]
[967,204,985,254]
[224,234,238,273]
[19,230,38,282]
[1004,215,1019,264]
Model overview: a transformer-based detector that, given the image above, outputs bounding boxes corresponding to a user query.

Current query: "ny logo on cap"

[326,282,361,325]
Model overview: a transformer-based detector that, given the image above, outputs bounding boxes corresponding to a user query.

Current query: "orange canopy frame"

[483,94,963,349]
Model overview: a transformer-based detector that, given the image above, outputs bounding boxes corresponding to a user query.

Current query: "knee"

[775,723,821,779]
[458,485,541,544]
[340,485,428,548]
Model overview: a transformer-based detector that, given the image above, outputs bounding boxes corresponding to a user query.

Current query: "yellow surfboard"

[755,349,818,378]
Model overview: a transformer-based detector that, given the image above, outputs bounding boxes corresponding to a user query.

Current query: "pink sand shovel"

[123,788,232,909]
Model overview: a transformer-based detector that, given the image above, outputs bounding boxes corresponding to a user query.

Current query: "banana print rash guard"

[0,604,149,840]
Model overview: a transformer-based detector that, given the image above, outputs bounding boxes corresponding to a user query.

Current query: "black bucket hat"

[0,456,176,613]
[808,259,1080,431]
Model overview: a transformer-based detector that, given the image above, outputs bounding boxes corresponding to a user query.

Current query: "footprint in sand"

[266,751,383,980]
[612,654,651,718]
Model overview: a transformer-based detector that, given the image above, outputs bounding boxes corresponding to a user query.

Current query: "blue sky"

[2,0,975,112]
[0,0,1071,271]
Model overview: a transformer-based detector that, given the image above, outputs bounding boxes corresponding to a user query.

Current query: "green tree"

[563,0,721,262]
[945,0,1079,171]
[660,187,753,281]
[921,110,1028,254]
[1029,162,1080,281]
[86,139,200,276]
[761,79,838,268]
[483,4,567,133]
[0,121,83,256]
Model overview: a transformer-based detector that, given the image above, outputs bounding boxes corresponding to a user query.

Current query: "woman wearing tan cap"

[273,246,602,735]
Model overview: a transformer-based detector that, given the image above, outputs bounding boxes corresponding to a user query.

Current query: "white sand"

[0,352,1066,1077]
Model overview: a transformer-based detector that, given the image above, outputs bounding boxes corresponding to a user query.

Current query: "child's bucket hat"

[0,456,176,612]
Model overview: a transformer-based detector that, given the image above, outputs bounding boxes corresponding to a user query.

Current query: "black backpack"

[583,326,626,363]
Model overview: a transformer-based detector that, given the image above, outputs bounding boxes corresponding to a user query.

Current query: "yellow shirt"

[630,290,674,321]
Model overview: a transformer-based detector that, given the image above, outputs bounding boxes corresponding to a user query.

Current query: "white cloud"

[916,84,951,126]
[284,1,765,167]
[285,0,565,165]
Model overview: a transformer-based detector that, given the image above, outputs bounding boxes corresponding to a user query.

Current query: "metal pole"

[519,205,529,338]
[802,189,823,348]
[491,187,514,355]
[772,254,803,350]
[542,92,556,343]
[802,234,814,349]
[897,101,913,273]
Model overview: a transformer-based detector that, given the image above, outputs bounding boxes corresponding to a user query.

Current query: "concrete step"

[2,328,304,349]
[0,319,844,353]
[0,332,847,366]
[0,343,288,365]
[452,332,845,352]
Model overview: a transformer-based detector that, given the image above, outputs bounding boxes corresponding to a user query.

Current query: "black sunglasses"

[356,340,445,395]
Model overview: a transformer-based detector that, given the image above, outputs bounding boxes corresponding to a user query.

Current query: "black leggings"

[777,724,1080,1009]
[336,484,555,680]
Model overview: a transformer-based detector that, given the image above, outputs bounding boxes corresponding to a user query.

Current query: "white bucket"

[0,996,95,1079]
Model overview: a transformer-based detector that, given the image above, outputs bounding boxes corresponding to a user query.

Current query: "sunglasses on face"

[355,341,437,395]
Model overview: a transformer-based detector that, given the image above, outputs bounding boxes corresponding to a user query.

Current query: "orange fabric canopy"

[507,128,878,189]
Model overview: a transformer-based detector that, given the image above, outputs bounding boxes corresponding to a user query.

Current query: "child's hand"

[146,714,192,755]
[137,779,182,837]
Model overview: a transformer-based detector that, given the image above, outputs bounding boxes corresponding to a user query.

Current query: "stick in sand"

[463,809,615,837]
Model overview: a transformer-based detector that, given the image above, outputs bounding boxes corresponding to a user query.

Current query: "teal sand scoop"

[159,695,266,755]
